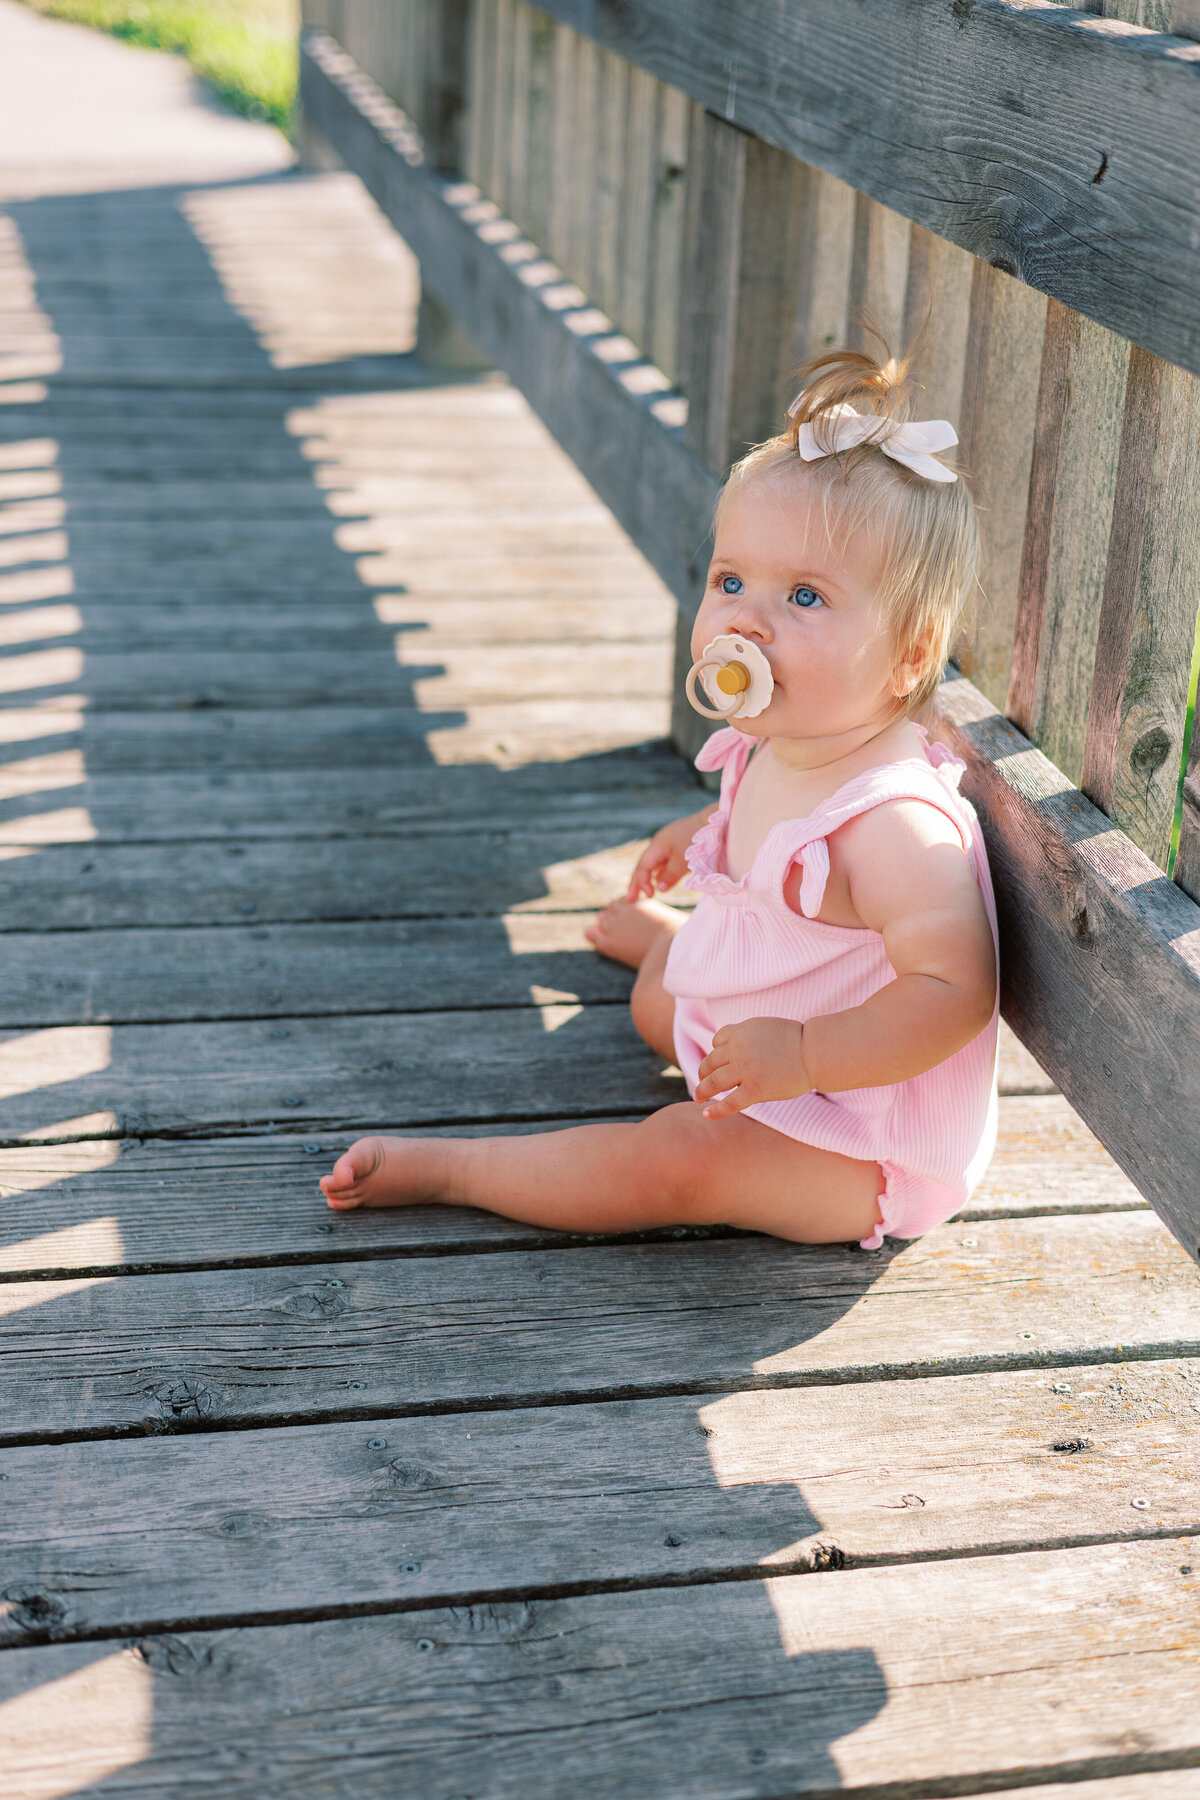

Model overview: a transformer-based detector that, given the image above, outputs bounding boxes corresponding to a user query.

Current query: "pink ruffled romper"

[663,726,1000,1248]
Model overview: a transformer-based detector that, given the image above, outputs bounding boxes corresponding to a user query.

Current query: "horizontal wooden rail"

[522,0,1200,384]
[299,28,1200,1258]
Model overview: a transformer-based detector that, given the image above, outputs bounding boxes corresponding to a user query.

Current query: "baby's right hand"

[626,807,714,900]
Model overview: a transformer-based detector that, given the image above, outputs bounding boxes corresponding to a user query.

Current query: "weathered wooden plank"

[0,1095,1136,1277]
[780,164,856,381]
[0,755,690,845]
[1,1358,1195,1643]
[1007,302,1129,784]
[0,913,634,1027]
[592,47,627,323]
[0,1127,694,1275]
[0,559,664,604]
[0,598,673,650]
[488,0,516,216]
[0,642,673,711]
[0,827,650,930]
[503,0,532,225]
[567,31,600,296]
[519,7,557,252]
[544,21,576,271]
[1,1540,1198,1796]
[959,1092,1143,1218]
[848,194,910,357]
[421,0,471,173]
[933,670,1200,1258]
[644,78,690,387]
[499,0,1200,383]
[0,1000,1049,1144]
[1082,348,1200,867]
[0,1213,1195,1440]
[11,511,642,563]
[679,108,745,474]
[900,224,974,427]
[0,1002,681,1143]
[0,474,630,521]
[722,139,812,464]
[0,701,674,776]
[6,353,419,390]
[462,0,491,189]
[616,63,657,354]
[957,1783,1200,1800]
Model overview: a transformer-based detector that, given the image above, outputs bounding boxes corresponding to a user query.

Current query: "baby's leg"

[321,1105,883,1245]
[585,897,684,1062]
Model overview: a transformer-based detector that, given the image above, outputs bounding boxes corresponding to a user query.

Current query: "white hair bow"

[787,400,959,484]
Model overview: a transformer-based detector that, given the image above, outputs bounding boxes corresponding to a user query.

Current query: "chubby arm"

[695,800,997,1118]
[625,803,717,900]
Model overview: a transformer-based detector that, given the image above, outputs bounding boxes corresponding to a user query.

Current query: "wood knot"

[2,1586,67,1638]
[134,1635,211,1677]
[153,1377,218,1421]
[276,1284,349,1321]
[1067,888,1093,943]
[448,1601,533,1639]
[1130,726,1171,781]
[217,1512,268,1538]
[389,1460,440,1490]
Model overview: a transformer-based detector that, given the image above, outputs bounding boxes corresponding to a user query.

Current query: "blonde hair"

[716,339,980,714]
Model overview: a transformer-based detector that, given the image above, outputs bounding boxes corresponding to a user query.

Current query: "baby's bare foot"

[584,896,684,970]
[320,1135,448,1210]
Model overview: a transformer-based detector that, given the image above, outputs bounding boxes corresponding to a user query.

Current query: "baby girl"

[321,345,999,1249]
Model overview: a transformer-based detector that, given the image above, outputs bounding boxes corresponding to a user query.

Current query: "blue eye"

[789,585,824,609]
[720,574,743,595]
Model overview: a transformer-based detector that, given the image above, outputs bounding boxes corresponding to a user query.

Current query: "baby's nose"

[728,602,771,641]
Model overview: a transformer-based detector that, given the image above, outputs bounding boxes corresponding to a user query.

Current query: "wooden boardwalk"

[0,7,1198,1795]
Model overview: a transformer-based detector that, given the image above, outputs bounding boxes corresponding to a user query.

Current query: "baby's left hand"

[694,1017,812,1119]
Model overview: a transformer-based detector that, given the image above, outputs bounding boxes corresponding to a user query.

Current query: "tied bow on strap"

[787,401,959,484]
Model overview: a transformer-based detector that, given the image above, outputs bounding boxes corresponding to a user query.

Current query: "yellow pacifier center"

[716,664,751,696]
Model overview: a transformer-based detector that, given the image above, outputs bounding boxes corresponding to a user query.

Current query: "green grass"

[19,0,299,131]
[1169,621,1200,877]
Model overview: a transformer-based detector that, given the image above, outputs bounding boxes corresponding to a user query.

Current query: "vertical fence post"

[1082,352,1200,866]
[680,110,745,475]
[901,225,973,425]
[848,196,909,354]
[644,84,690,387]
[1008,302,1129,783]
[954,265,1045,707]
[415,0,492,370]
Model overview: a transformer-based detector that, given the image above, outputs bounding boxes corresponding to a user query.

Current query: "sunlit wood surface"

[0,5,1197,1795]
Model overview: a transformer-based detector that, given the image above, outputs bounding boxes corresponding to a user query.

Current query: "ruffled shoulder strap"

[694,725,753,777]
[756,749,979,919]
[694,726,757,812]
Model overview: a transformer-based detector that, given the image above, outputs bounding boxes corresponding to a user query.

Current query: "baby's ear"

[889,652,923,700]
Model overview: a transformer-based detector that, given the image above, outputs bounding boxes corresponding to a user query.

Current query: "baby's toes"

[584,903,619,944]
[321,1138,382,1207]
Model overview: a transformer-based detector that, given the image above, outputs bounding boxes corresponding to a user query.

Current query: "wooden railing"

[297,0,1200,1258]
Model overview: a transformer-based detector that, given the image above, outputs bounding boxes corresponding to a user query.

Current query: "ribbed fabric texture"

[664,727,1000,1248]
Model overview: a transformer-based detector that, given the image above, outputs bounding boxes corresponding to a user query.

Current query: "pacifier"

[686,634,774,721]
